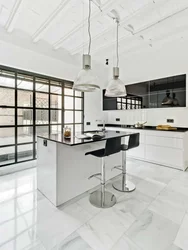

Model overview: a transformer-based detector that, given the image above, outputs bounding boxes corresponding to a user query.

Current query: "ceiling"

[0,0,188,65]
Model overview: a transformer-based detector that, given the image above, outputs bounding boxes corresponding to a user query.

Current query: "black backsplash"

[103,74,186,110]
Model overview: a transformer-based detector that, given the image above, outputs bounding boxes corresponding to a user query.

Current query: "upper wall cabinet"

[103,74,186,110]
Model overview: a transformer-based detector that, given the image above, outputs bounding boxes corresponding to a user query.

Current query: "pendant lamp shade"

[105,19,127,97]
[73,55,99,92]
[105,67,127,97]
[73,1,100,92]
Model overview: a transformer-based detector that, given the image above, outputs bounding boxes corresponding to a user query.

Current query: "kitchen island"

[37,130,135,207]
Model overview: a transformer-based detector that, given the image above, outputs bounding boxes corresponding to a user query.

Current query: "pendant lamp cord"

[88,0,92,55]
[116,19,119,67]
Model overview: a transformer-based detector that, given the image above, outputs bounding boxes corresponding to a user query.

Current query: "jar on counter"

[63,126,71,138]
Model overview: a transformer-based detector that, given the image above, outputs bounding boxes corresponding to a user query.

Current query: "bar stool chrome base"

[112,180,136,192]
[89,190,116,208]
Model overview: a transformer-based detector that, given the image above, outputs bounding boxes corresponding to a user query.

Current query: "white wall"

[104,38,188,128]
[0,40,79,81]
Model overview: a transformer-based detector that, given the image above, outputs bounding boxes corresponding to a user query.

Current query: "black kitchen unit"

[103,74,186,110]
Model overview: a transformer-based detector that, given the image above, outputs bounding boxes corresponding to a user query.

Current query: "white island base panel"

[37,138,122,207]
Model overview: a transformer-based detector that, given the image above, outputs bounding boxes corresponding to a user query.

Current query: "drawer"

[145,130,184,139]
[145,135,183,149]
[145,144,183,168]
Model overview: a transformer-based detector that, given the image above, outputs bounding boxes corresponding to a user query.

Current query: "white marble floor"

[0,159,188,250]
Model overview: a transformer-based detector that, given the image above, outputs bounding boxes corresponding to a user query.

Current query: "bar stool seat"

[112,133,140,192]
[85,137,121,208]
[85,149,105,158]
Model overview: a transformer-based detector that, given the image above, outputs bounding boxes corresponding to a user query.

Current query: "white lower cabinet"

[145,144,183,169]
[107,127,188,171]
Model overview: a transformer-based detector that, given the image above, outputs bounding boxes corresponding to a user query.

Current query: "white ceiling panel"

[0,0,187,64]
[14,0,63,35]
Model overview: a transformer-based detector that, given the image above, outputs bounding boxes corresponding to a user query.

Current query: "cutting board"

[156,125,177,131]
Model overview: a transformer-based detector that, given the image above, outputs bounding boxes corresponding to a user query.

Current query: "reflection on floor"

[0,159,188,250]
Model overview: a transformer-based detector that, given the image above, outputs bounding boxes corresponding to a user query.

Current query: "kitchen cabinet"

[107,127,188,171]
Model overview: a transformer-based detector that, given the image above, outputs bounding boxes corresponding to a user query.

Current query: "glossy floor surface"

[0,159,188,250]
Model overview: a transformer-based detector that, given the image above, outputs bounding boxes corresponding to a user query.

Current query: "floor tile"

[149,188,187,224]
[127,210,179,250]
[77,208,131,250]
[76,196,101,216]
[167,179,188,197]
[174,213,188,249]
[165,244,182,250]
[111,235,141,250]
[59,202,93,224]
[0,228,40,250]
[115,190,153,220]
[36,206,87,250]
[53,232,94,250]
[136,178,166,198]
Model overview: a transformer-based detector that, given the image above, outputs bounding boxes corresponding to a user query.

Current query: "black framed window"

[0,66,84,167]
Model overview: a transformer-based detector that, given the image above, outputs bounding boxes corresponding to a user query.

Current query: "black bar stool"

[85,137,121,208]
[112,133,140,192]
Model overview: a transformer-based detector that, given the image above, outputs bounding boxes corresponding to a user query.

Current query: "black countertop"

[98,124,188,133]
[37,130,136,146]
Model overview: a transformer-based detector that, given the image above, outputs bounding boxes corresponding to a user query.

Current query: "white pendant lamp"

[105,18,127,97]
[73,0,100,92]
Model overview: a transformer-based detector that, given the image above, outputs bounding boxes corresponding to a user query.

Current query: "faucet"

[96,119,106,132]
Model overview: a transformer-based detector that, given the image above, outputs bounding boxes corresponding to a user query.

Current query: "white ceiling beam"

[32,0,71,43]
[69,1,155,55]
[53,0,122,50]
[91,4,188,55]
[5,0,24,33]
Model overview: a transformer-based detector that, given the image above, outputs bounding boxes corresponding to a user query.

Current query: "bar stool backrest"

[127,133,140,150]
[105,137,121,156]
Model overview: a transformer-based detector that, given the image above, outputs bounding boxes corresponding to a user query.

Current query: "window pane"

[50,110,62,124]
[64,88,73,96]
[0,108,14,125]
[17,144,33,162]
[50,85,62,94]
[0,87,15,106]
[17,109,33,125]
[64,111,73,124]
[0,146,15,166]
[75,124,83,133]
[64,96,73,109]
[51,125,62,134]
[50,94,62,109]
[18,127,33,144]
[36,93,49,108]
[36,110,49,124]
[36,83,49,92]
[36,126,49,139]
[18,90,33,107]
[0,128,15,146]
[75,111,82,123]
[75,91,82,97]
[0,76,15,88]
[17,79,33,90]
[75,98,82,110]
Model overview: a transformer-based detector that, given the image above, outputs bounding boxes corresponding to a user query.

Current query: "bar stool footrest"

[89,190,116,208]
[112,180,136,193]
